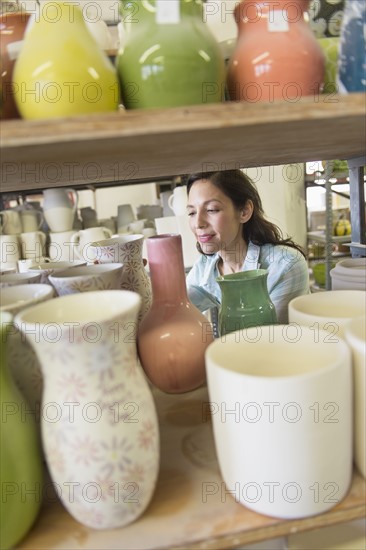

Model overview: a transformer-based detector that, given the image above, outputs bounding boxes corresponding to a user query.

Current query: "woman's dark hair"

[185,169,306,257]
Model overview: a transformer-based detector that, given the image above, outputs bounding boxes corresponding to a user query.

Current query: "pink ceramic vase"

[137,234,214,394]
[227,0,325,102]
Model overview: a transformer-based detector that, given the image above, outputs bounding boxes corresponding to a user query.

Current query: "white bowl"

[0,272,42,287]
[288,290,366,338]
[48,263,124,295]
[27,260,86,284]
[0,284,55,315]
[330,259,366,291]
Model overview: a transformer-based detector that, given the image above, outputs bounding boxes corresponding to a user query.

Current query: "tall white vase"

[15,290,160,530]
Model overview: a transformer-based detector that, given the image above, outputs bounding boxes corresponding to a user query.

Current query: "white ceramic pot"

[330,258,366,291]
[288,290,366,338]
[48,263,123,296]
[1,283,55,417]
[205,324,353,519]
[70,227,113,262]
[344,316,366,478]
[15,291,160,530]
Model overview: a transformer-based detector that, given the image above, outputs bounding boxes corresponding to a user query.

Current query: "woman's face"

[187,179,249,256]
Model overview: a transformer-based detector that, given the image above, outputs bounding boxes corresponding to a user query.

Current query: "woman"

[185,170,310,324]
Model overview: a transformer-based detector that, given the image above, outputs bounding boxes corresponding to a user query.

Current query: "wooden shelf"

[18,387,366,550]
[1,93,365,193]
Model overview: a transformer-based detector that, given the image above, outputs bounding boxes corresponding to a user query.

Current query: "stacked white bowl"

[330,258,366,290]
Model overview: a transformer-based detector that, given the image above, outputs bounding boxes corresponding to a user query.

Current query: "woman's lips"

[197,234,214,243]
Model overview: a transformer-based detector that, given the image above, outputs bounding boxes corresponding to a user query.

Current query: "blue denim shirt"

[186,241,310,324]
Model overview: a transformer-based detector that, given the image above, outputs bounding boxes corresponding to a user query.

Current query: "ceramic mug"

[20,209,43,233]
[19,231,47,261]
[42,188,78,232]
[168,186,188,216]
[48,263,124,296]
[71,227,113,262]
[205,324,353,519]
[48,230,78,262]
[1,210,22,235]
[0,234,21,271]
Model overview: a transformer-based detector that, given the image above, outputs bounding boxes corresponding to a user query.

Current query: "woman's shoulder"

[259,243,307,269]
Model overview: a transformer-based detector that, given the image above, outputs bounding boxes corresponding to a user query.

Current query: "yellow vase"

[13,1,119,119]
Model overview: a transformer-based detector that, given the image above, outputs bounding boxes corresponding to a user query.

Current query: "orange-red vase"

[137,234,214,394]
[227,0,325,102]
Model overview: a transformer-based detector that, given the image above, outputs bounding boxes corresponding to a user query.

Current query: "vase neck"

[235,0,308,27]
[121,0,204,26]
[218,272,270,306]
[147,235,188,303]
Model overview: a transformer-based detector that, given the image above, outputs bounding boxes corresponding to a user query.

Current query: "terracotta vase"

[227,0,325,102]
[0,311,43,549]
[89,235,152,322]
[15,291,160,530]
[216,269,277,336]
[0,10,31,119]
[116,0,225,108]
[137,234,214,393]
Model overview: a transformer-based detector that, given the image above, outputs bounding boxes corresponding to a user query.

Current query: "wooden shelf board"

[1,94,365,192]
[17,387,366,550]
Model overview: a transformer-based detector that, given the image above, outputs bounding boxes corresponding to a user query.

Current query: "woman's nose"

[195,211,207,228]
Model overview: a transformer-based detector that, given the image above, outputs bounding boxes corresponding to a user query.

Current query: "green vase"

[0,312,43,549]
[216,269,277,337]
[13,1,119,119]
[116,0,225,108]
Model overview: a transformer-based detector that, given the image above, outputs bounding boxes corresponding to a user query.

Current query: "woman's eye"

[207,209,219,213]
[187,211,195,217]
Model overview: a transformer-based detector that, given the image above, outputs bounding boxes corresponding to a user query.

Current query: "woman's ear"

[240,200,254,223]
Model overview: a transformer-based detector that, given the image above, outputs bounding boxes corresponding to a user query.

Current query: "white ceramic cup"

[1,209,22,235]
[48,263,124,296]
[205,324,353,519]
[330,258,366,291]
[42,188,78,233]
[117,203,135,231]
[0,284,55,315]
[70,227,113,262]
[27,260,86,285]
[20,209,44,233]
[19,231,47,261]
[344,316,366,478]
[0,234,21,271]
[168,186,188,216]
[48,230,78,262]
[288,290,366,339]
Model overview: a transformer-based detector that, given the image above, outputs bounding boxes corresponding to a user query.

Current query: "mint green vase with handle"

[117,0,225,108]
[216,269,277,337]
[0,312,43,549]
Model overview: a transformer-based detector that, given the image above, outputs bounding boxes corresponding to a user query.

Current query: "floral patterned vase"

[0,311,43,549]
[89,235,152,322]
[15,291,160,530]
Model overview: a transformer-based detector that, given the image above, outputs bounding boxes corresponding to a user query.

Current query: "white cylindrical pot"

[288,290,366,338]
[205,324,353,519]
[344,316,366,478]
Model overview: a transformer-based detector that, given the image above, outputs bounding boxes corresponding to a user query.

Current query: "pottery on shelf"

[116,0,225,108]
[12,1,119,119]
[0,9,31,119]
[337,0,366,93]
[227,0,325,101]
[89,235,152,322]
[137,234,214,393]
[15,291,160,530]
[216,269,277,336]
[0,311,43,549]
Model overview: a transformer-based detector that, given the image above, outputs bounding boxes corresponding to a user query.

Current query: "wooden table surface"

[18,387,366,550]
